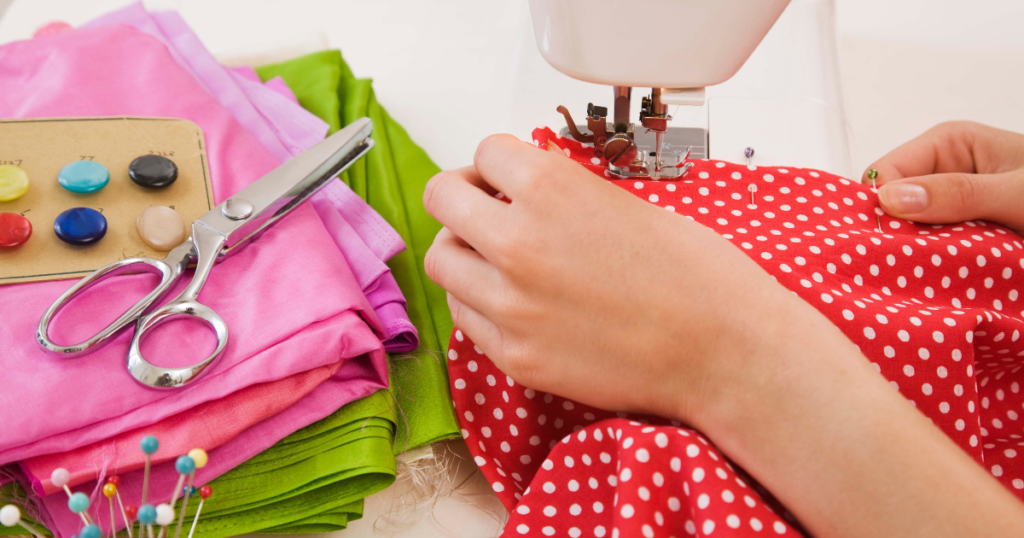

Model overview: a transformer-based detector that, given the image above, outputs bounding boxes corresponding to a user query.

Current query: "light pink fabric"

[0,25,387,466]
[21,363,341,494]
[86,3,416,351]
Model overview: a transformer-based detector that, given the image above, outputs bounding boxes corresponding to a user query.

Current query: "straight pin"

[186,487,212,538]
[1,505,45,538]
[867,168,878,192]
[744,147,754,166]
[51,468,89,526]
[173,450,207,538]
[748,184,757,206]
[140,436,159,507]
[877,215,882,233]
[103,482,117,538]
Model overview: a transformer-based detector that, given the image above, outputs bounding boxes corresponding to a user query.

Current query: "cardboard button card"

[0,117,214,285]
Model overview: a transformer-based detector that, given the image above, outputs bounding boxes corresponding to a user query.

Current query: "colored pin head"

[125,505,138,521]
[140,436,159,455]
[199,485,212,500]
[187,448,208,469]
[866,168,878,180]
[744,147,755,159]
[154,504,174,526]
[68,492,90,513]
[183,485,197,497]
[106,475,121,487]
[136,505,156,525]
[175,455,196,475]
[102,482,117,498]
[79,524,101,538]
[51,467,71,489]
[0,505,20,527]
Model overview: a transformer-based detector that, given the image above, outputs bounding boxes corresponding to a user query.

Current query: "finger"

[423,167,508,251]
[446,292,503,359]
[473,133,561,197]
[863,122,983,185]
[424,227,502,314]
[878,171,1024,231]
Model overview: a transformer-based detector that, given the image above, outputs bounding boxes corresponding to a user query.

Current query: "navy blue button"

[54,208,107,245]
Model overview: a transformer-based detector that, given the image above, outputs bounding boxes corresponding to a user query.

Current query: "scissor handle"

[36,254,185,355]
[127,298,228,389]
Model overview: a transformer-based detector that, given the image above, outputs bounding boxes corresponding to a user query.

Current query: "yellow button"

[0,165,29,202]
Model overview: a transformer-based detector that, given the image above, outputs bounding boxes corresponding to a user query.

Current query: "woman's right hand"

[869,121,1024,233]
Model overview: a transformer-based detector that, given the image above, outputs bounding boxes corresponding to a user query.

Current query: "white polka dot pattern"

[448,128,1024,535]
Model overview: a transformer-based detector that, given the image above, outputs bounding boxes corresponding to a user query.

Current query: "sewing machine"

[530,0,790,179]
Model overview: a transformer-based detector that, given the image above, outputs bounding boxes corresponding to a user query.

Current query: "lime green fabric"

[256,50,459,451]
[192,393,396,537]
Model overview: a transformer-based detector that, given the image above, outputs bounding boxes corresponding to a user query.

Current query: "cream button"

[136,206,187,251]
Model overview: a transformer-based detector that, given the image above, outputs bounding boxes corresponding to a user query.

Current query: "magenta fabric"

[0,25,388,465]
[86,3,416,351]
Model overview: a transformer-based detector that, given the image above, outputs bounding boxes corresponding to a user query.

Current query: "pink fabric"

[22,363,341,494]
[0,25,387,466]
[229,66,298,105]
[41,356,387,537]
[86,3,416,351]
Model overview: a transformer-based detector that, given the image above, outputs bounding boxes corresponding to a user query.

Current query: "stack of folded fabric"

[0,3,459,537]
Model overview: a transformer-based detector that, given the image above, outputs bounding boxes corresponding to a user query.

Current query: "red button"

[0,212,32,248]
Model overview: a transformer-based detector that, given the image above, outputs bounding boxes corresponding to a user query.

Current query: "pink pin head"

[50,468,70,489]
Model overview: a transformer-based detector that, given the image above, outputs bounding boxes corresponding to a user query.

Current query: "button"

[0,213,31,248]
[58,161,109,193]
[221,198,253,220]
[129,155,178,189]
[0,165,30,202]
[54,207,107,245]
[136,206,186,251]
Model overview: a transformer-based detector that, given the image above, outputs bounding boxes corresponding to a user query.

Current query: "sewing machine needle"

[654,131,664,173]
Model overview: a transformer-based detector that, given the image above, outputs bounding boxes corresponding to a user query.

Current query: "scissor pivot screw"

[221,198,254,220]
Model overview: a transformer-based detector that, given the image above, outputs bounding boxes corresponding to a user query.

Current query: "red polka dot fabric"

[447,128,1024,536]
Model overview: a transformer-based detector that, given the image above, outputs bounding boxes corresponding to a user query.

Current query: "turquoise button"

[58,161,109,193]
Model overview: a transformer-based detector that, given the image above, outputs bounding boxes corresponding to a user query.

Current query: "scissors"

[37,118,375,389]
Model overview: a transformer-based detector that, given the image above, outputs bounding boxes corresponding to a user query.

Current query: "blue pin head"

[137,504,157,525]
[67,492,90,513]
[175,455,196,475]
[184,485,197,497]
[140,436,159,455]
[80,524,101,538]
[744,147,755,159]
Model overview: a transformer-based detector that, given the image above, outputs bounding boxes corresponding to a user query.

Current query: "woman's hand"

[870,121,1024,233]
[423,134,852,430]
[426,133,1024,538]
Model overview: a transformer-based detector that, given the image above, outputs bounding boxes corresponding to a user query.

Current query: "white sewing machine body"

[513,0,851,178]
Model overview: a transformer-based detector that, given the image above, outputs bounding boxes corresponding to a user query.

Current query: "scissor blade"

[197,117,374,252]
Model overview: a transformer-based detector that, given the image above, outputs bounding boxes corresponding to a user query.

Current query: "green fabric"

[191,393,397,537]
[256,50,459,451]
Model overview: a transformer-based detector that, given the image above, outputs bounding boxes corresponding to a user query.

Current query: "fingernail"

[879,183,928,214]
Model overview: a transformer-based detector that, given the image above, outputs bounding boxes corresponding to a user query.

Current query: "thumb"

[877,171,1024,232]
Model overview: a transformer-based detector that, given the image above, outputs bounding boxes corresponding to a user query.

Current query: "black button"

[129,155,178,189]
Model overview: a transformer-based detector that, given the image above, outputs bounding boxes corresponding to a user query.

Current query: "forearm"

[695,305,1024,538]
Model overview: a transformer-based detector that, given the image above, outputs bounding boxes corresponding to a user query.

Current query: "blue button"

[54,207,107,245]
[58,161,110,193]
